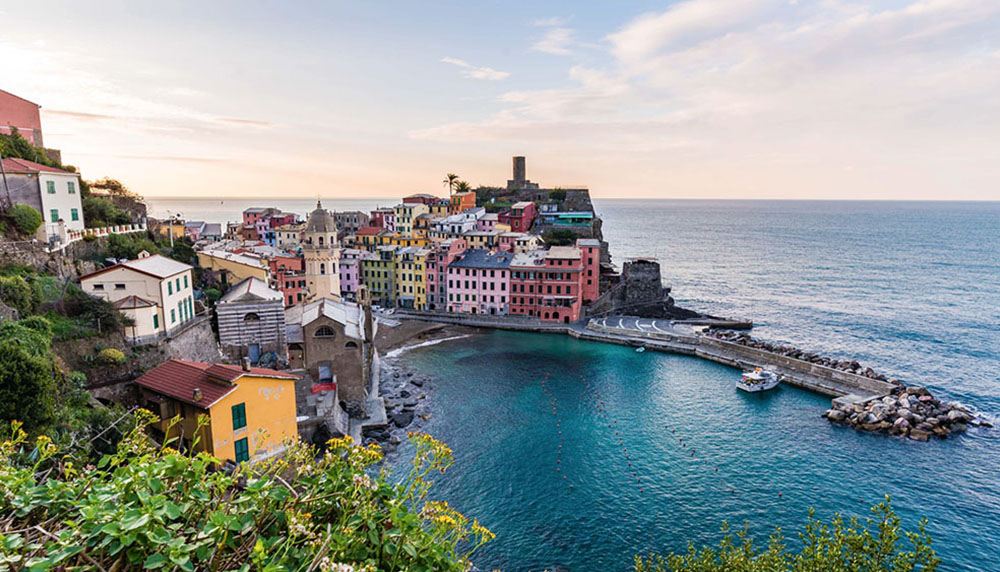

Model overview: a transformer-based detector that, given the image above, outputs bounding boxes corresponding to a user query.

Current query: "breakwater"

[387,310,987,440]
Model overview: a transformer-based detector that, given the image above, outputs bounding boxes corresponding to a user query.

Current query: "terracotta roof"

[134,359,297,409]
[0,157,74,175]
[355,226,383,236]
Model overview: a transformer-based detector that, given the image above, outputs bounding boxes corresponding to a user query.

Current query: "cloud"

[531,17,568,27]
[532,28,576,55]
[416,0,1000,198]
[441,57,510,81]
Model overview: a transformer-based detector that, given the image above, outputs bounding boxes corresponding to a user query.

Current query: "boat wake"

[385,335,471,359]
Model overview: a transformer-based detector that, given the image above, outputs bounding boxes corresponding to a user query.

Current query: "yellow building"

[393,203,429,236]
[355,227,393,250]
[394,247,429,309]
[135,359,299,464]
[463,230,502,250]
[196,249,268,285]
[390,235,429,248]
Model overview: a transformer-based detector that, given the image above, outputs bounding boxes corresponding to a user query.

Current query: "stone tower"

[302,201,342,301]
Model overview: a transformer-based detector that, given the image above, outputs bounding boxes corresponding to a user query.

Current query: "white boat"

[737,368,780,392]
[635,347,646,353]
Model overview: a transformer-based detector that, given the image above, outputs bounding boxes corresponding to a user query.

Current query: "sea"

[148,198,1000,571]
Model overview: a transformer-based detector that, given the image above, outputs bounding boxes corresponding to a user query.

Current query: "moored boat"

[737,367,780,392]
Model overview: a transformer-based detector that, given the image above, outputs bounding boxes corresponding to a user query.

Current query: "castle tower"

[302,201,341,301]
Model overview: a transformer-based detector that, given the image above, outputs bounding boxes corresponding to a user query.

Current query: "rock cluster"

[822,386,989,440]
[707,330,896,383]
[363,361,435,452]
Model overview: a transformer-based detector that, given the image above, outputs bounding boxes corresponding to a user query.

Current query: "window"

[184,275,189,288]
[46,181,55,194]
[50,209,59,222]
[71,208,79,221]
[176,278,181,292]
[244,312,261,322]
[171,309,176,323]
[115,283,125,290]
[153,314,159,329]
[93,284,104,290]
[234,437,249,463]
[314,326,336,338]
[168,282,173,295]
[67,181,76,194]
[232,403,247,430]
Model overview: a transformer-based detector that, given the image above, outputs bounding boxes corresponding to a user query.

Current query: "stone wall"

[588,258,701,319]
[0,235,103,277]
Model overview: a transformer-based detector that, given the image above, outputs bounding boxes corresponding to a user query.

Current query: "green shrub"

[0,418,493,570]
[7,204,43,236]
[549,189,567,201]
[634,498,938,572]
[0,341,57,432]
[96,348,126,365]
[0,275,37,316]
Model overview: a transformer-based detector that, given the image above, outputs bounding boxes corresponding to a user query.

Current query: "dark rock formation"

[822,386,986,440]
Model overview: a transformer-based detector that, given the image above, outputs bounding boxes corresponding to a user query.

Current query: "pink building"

[339,249,373,300]
[425,238,466,311]
[577,238,601,303]
[476,212,499,232]
[0,89,43,146]
[242,207,278,228]
[446,249,514,315]
[498,201,537,233]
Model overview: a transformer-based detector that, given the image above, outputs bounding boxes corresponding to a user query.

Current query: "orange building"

[449,191,476,214]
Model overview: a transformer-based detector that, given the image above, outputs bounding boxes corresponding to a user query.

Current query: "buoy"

[779,492,783,497]
[640,488,643,493]
[563,475,567,479]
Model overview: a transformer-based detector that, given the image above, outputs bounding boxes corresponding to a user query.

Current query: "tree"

[0,275,38,316]
[455,180,472,193]
[87,177,140,200]
[0,339,57,433]
[634,498,938,572]
[82,196,130,227]
[6,204,43,235]
[549,188,567,202]
[444,173,459,193]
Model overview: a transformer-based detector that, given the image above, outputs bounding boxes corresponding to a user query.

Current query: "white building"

[80,253,196,341]
[1,158,85,243]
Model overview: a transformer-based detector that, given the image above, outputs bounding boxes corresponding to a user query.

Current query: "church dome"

[305,201,337,234]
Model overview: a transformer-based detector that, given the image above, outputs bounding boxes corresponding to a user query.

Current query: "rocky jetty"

[707,330,896,384]
[823,386,989,440]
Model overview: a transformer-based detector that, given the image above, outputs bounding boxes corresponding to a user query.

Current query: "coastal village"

[0,87,987,473]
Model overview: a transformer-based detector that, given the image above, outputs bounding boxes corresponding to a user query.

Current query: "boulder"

[826,409,847,422]
[390,411,415,428]
[947,409,970,423]
[411,378,425,387]
[951,423,968,433]
[908,428,931,441]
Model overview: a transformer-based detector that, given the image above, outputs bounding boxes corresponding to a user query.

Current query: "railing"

[49,223,148,253]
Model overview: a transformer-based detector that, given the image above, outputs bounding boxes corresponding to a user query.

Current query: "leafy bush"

[83,196,131,227]
[549,189,567,201]
[97,347,126,365]
[634,498,938,572]
[0,340,57,433]
[7,203,43,236]
[0,275,38,316]
[543,228,578,246]
[0,417,493,570]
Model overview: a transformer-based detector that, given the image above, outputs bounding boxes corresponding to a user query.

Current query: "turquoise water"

[397,331,998,572]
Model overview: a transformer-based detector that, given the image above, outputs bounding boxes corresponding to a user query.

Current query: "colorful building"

[369,208,395,232]
[499,201,538,233]
[360,246,398,304]
[135,359,299,464]
[425,238,466,312]
[476,212,499,232]
[394,247,429,309]
[577,238,601,303]
[509,246,584,323]
[197,249,269,286]
[445,249,514,315]
[463,230,502,250]
[275,222,304,251]
[393,203,429,236]
[1,158,85,243]
[449,191,476,215]
[0,89,44,145]
[354,226,393,250]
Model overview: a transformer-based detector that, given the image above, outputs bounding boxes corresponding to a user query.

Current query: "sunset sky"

[2,0,998,200]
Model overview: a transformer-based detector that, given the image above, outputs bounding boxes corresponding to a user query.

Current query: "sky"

[1,0,999,200]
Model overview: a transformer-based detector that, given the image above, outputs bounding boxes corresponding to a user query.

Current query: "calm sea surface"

[150,198,1000,571]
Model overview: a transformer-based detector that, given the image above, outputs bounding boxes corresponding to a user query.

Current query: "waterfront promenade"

[387,309,896,401]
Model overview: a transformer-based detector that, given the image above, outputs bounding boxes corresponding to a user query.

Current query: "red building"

[425,238,466,311]
[0,89,44,146]
[403,193,438,205]
[369,208,394,231]
[509,246,585,323]
[269,212,297,228]
[577,238,601,303]
[498,201,537,232]
[274,272,307,307]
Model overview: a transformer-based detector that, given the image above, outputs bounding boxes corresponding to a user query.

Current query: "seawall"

[389,310,893,399]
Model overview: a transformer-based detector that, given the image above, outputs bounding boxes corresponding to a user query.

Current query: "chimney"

[241,357,251,371]
[192,388,203,402]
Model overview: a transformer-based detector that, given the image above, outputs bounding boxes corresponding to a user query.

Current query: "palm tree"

[454,181,471,193]
[443,173,459,194]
